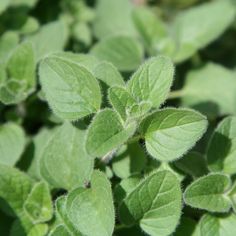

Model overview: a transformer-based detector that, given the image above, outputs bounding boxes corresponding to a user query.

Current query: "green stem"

[115,224,130,231]
[127,134,143,144]
[168,90,184,99]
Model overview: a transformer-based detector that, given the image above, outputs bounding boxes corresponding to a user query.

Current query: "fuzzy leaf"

[198,213,236,236]
[49,52,99,72]
[119,170,182,236]
[91,35,144,71]
[0,164,33,215]
[184,173,232,212]
[66,170,115,236]
[39,56,101,121]
[24,182,53,224]
[140,108,207,161]
[93,61,125,87]
[108,86,136,121]
[207,116,236,175]
[127,56,174,108]
[40,122,94,190]
[86,109,136,157]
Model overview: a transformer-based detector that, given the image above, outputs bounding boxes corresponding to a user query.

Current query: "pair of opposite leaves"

[39,54,207,163]
[50,169,182,236]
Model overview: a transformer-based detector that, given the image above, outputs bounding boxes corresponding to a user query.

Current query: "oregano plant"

[0,0,236,236]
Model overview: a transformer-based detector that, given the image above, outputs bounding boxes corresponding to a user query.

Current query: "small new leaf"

[24,181,53,224]
[127,56,174,108]
[86,109,136,157]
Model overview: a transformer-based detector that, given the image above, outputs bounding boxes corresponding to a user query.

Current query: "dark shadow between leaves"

[191,101,219,119]
[207,132,231,172]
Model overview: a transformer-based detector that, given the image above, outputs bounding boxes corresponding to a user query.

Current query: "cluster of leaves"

[1,0,236,235]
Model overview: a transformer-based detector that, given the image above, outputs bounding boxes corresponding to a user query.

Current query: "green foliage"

[40,122,94,190]
[0,0,236,235]
[119,170,182,236]
[0,122,25,166]
[140,108,207,161]
[207,116,236,174]
[184,173,232,213]
[39,56,101,121]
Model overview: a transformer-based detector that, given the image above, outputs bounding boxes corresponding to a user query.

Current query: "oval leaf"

[119,170,182,236]
[184,173,232,213]
[39,56,101,121]
[140,108,208,161]
[127,56,174,108]
[86,109,136,157]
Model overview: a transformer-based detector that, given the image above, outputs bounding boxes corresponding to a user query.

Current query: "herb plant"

[0,0,236,235]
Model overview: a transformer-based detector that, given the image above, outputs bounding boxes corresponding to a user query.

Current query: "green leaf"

[91,35,144,72]
[127,56,174,108]
[27,128,56,180]
[0,164,33,215]
[54,196,78,235]
[228,182,236,213]
[174,151,208,178]
[132,6,167,52]
[49,225,71,236]
[93,61,125,87]
[66,170,115,236]
[28,224,48,236]
[93,0,136,39]
[112,142,147,179]
[26,21,68,61]
[19,17,39,35]
[181,63,236,118]
[0,42,35,104]
[207,116,236,175]
[198,213,236,236]
[171,0,235,62]
[0,0,9,14]
[0,31,19,64]
[39,56,101,121]
[40,122,94,190]
[114,175,141,205]
[48,52,100,72]
[119,170,182,236]
[108,86,136,121]
[86,109,137,157]
[0,122,25,166]
[24,181,53,224]
[140,108,207,162]
[184,173,232,213]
